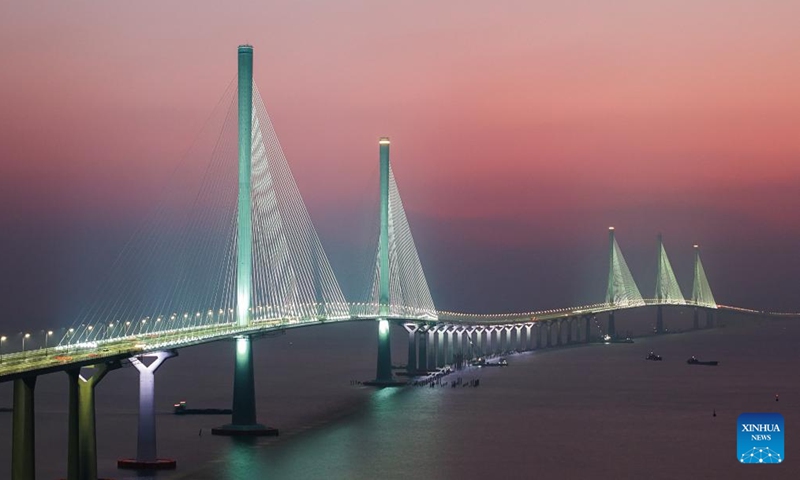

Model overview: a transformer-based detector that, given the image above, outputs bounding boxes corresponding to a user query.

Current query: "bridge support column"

[449,329,459,364]
[436,329,445,368]
[404,324,419,374]
[706,310,714,328]
[443,328,451,365]
[467,329,476,358]
[556,320,563,346]
[375,318,397,384]
[608,311,616,338]
[523,325,531,350]
[693,307,700,329]
[656,305,664,334]
[535,324,542,349]
[67,362,119,480]
[418,330,428,372]
[514,326,522,351]
[428,328,436,368]
[213,335,279,435]
[118,350,177,470]
[544,322,551,348]
[566,318,573,344]
[12,376,36,480]
[585,316,591,343]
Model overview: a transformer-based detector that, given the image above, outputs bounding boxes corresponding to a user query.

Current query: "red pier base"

[117,458,177,470]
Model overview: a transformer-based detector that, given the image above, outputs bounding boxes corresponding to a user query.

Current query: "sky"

[1,1,799,334]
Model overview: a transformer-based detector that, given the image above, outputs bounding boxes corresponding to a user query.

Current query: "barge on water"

[173,400,232,415]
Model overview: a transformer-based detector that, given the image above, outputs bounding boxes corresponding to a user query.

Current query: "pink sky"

[1,1,799,323]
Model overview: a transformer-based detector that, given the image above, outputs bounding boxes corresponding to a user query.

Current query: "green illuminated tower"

[213,45,276,436]
[369,137,397,385]
[606,227,616,338]
[655,234,664,334]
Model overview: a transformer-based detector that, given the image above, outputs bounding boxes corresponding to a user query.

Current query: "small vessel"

[604,335,635,344]
[687,356,718,366]
[173,400,232,415]
[646,352,662,361]
[471,357,486,367]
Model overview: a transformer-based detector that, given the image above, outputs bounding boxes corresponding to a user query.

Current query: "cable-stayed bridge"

[0,45,794,480]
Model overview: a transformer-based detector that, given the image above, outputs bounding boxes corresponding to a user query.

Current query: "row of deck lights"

[0,330,55,356]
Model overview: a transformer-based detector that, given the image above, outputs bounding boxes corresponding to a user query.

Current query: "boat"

[470,357,486,367]
[173,400,232,415]
[687,356,718,366]
[604,335,635,344]
[646,352,662,361]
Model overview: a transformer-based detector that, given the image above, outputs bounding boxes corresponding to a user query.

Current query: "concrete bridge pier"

[608,311,616,338]
[213,335,279,434]
[556,320,563,346]
[418,329,428,371]
[496,327,504,353]
[450,328,460,364]
[514,325,523,351]
[436,329,446,368]
[585,316,592,343]
[428,328,436,367]
[465,328,475,359]
[522,325,530,350]
[656,305,664,334]
[535,324,542,349]
[545,322,552,348]
[706,310,714,328]
[118,350,177,470]
[67,361,120,480]
[475,327,483,357]
[566,318,573,344]
[469,328,479,358]
[404,324,419,373]
[12,376,36,480]
[442,327,453,366]
[693,307,700,329]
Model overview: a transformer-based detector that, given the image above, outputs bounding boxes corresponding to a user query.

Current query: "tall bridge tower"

[212,45,277,436]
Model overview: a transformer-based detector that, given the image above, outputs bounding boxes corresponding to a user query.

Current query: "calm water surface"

[1,313,798,479]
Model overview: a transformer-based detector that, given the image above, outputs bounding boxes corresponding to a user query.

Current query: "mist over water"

[1,314,798,479]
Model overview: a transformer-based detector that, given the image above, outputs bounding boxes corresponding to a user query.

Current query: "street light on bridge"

[0,335,6,361]
[22,333,30,352]
[44,330,53,349]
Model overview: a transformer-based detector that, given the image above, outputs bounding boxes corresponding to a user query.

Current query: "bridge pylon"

[365,137,405,386]
[691,245,717,328]
[213,45,277,436]
[605,227,645,337]
[654,234,686,333]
